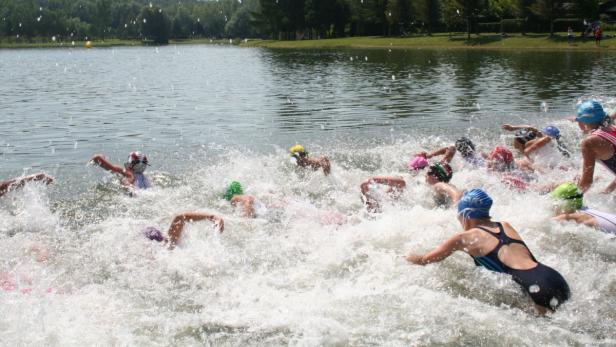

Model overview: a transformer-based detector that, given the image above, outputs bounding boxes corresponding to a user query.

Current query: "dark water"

[1,45,616,346]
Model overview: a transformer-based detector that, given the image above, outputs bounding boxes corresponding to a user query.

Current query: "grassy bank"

[2,32,616,50]
[0,37,235,49]
[242,33,616,51]
[0,38,142,49]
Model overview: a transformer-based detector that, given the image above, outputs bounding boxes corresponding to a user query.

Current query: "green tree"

[530,0,564,36]
[140,5,170,44]
[574,0,599,22]
[225,6,254,37]
[94,0,111,39]
[413,0,440,34]
[386,0,412,35]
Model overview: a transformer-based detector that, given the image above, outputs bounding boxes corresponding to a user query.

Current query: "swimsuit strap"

[475,223,537,263]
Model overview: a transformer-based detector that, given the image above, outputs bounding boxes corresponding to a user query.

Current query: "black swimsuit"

[473,223,570,310]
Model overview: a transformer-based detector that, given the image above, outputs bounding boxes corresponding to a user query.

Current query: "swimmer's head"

[455,137,475,158]
[542,126,561,139]
[125,151,149,173]
[551,183,583,214]
[576,100,607,127]
[223,181,243,201]
[408,155,429,171]
[426,163,453,184]
[488,146,514,172]
[457,188,492,220]
[513,129,538,151]
[289,144,308,159]
[143,227,165,242]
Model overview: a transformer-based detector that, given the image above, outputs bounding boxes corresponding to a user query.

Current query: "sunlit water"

[1,45,616,345]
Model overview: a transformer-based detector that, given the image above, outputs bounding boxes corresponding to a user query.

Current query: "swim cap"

[457,189,493,219]
[144,227,164,242]
[489,146,513,164]
[514,129,538,145]
[223,181,243,201]
[455,137,475,158]
[427,163,453,183]
[289,144,307,157]
[408,156,429,171]
[542,126,561,139]
[551,183,583,212]
[576,100,607,124]
[125,151,149,173]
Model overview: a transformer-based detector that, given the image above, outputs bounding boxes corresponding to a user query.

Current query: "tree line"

[0,0,605,43]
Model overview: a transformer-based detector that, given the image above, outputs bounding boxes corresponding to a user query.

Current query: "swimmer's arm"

[406,233,465,265]
[502,124,539,132]
[524,136,551,156]
[368,177,406,190]
[230,195,255,217]
[577,138,597,192]
[319,156,331,175]
[90,154,128,177]
[0,173,54,197]
[167,212,225,249]
[553,213,598,228]
[433,183,463,204]
[422,146,454,162]
[602,177,616,193]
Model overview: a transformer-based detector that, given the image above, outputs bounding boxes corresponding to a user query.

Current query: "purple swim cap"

[408,156,429,171]
[143,227,164,242]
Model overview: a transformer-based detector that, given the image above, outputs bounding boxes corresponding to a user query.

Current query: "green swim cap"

[223,181,243,201]
[550,183,583,212]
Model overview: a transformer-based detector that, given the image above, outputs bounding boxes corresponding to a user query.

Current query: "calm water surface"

[1,45,616,346]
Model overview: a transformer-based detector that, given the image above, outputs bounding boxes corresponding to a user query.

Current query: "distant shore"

[2,33,615,51]
[241,33,616,51]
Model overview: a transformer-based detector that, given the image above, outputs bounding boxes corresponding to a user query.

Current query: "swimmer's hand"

[214,217,224,233]
[405,254,425,264]
[90,154,104,166]
[415,151,428,158]
[501,124,515,131]
[30,173,54,185]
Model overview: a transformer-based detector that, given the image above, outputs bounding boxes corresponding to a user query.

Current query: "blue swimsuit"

[473,223,570,310]
[133,173,151,189]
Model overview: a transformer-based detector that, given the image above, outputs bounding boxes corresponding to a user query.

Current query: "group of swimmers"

[2,99,616,315]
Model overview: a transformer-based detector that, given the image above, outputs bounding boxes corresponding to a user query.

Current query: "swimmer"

[486,146,534,190]
[144,211,224,250]
[90,151,151,191]
[223,181,268,218]
[360,176,406,212]
[425,163,458,206]
[502,124,570,171]
[419,137,486,168]
[0,173,53,197]
[408,155,429,173]
[571,100,616,193]
[406,189,570,314]
[551,182,616,235]
[289,144,331,175]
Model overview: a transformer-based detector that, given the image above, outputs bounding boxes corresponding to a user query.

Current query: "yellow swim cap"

[289,144,307,157]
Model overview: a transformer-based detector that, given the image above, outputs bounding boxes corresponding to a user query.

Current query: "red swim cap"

[489,146,513,164]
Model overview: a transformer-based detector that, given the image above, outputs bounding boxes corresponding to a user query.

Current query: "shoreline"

[2,33,615,51]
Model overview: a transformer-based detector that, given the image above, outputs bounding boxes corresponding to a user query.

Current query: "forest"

[0,0,606,43]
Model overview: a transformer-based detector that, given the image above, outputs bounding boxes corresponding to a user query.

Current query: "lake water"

[1,45,616,345]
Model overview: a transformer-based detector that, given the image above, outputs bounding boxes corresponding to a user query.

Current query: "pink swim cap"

[408,156,429,171]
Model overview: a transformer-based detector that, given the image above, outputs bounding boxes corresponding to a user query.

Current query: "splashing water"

[1,46,616,345]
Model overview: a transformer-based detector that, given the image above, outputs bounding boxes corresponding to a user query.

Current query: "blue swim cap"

[457,189,493,219]
[542,126,560,139]
[144,227,164,242]
[576,100,606,124]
